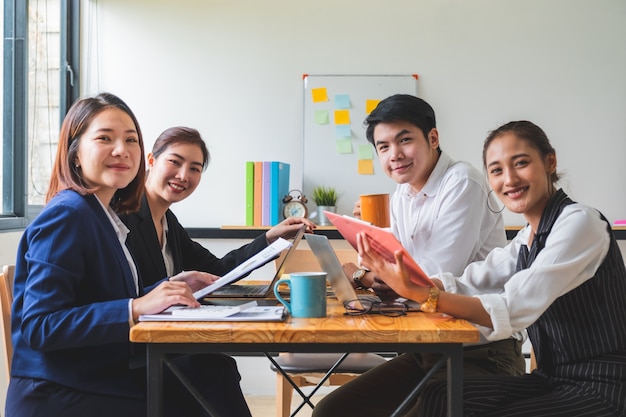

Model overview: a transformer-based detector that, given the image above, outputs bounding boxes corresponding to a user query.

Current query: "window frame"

[1,0,79,231]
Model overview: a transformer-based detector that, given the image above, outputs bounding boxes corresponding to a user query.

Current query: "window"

[1,0,79,230]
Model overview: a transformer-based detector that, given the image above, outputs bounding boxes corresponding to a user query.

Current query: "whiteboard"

[303,75,418,218]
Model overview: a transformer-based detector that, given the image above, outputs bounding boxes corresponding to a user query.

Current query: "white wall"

[83,0,626,228]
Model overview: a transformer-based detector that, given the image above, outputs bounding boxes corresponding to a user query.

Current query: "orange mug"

[359,193,390,228]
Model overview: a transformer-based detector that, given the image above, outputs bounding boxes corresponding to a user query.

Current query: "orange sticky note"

[334,109,350,125]
[366,99,381,114]
[358,159,374,175]
[312,87,329,103]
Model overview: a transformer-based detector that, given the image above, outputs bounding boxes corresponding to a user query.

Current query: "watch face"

[353,269,366,279]
[283,201,307,218]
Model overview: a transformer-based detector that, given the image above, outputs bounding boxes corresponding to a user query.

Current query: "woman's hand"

[265,216,316,243]
[131,279,200,320]
[170,270,220,292]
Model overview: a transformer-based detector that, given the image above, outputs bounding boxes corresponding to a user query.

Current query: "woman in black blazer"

[121,126,314,288]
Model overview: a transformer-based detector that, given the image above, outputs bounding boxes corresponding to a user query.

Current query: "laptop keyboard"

[212,284,269,296]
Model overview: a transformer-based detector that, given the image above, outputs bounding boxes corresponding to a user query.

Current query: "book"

[253,161,263,226]
[139,301,286,322]
[324,211,434,287]
[192,237,293,299]
[269,161,290,226]
[277,162,290,222]
[262,161,271,226]
[245,161,254,226]
[269,161,280,226]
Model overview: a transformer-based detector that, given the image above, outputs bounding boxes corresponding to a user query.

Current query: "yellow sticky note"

[336,138,352,154]
[366,99,381,114]
[334,109,350,125]
[312,87,329,103]
[358,159,374,175]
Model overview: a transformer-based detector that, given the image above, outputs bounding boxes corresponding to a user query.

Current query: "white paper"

[139,301,286,322]
[192,237,292,299]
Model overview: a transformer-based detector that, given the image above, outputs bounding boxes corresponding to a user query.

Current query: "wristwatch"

[352,269,367,290]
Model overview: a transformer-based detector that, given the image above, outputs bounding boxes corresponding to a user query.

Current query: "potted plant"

[311,186,339,226]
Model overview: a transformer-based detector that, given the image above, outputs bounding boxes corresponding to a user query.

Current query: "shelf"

[186,226,343,240]
[186,225,626,241]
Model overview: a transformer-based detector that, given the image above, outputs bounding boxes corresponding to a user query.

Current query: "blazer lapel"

[84,194,138,296]
[137,196,168,279]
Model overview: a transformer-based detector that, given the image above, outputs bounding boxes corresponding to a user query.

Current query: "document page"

[139,301,286,322]
[192,237,292,299]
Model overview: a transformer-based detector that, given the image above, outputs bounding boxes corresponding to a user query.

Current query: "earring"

[487,189,505,213]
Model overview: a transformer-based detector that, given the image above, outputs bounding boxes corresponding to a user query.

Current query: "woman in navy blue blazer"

[6,93,252,417]
[120,126,314,288]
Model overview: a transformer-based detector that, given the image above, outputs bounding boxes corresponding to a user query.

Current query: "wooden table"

[130,299,479,417]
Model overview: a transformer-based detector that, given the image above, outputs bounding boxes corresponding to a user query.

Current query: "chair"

[0,264,15,382]
[270,352,387,417]
[271,248,388,417]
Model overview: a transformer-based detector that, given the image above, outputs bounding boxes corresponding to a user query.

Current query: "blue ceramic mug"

[273,272,327,318]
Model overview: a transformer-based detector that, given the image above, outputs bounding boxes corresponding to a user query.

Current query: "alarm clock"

[282,189,308,219]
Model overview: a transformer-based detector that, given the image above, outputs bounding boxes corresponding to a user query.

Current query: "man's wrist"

[352,268,368,289]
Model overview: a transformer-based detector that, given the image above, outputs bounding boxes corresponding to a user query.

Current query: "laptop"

[305,233,420,311]
[204,225,306,299]
[303,233,361,306]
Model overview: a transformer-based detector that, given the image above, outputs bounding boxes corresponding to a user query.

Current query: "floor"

[246,393,327,417]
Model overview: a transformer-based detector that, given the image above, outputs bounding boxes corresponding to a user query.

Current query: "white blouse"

[95,195,139,295]
[438,203,610,341]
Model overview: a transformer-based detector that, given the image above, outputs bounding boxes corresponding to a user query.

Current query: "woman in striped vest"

[356,120,626,416]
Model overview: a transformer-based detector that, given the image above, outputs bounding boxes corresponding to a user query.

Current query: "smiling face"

[373,120,440,192]
[145,142,204,209]
[485,132,557,230]
[74,108,141,205]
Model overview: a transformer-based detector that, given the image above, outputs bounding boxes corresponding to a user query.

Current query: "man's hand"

[352,200,362,218]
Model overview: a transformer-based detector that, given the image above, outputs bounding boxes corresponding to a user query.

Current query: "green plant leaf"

[311,186,338,206]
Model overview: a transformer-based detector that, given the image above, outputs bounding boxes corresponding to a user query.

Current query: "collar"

[403,151,453,198]
[94,194,131,241]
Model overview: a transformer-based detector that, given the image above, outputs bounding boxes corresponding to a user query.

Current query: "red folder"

[324,211,434,287]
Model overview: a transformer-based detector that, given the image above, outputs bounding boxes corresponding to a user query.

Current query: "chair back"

[0,264,15,381]
[280,247,357,274]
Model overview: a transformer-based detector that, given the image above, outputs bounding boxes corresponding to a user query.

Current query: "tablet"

[324,211,434,287]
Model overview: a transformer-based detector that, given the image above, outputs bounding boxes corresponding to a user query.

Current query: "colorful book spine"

[253,161,263,226]
[261,161,271,226]
[269,162,290,226]
[245,161,254,226]
[277,162,290,223]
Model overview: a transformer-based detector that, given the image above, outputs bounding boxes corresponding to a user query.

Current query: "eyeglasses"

[343,299,407,317]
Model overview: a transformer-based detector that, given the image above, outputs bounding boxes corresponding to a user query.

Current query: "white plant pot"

[316,205,336,226]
